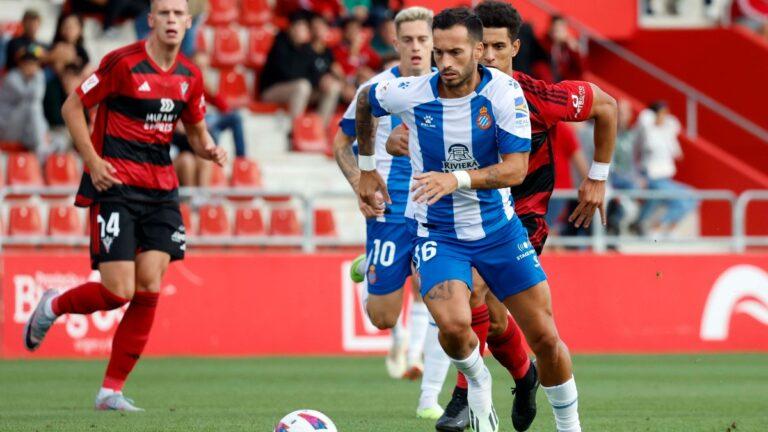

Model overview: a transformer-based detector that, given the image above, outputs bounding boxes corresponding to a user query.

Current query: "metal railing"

[519,0,768,144]
[1,185,766,254]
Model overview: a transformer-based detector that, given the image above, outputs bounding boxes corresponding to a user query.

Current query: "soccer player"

[333,7,439,415]
[357,8,542,432]
[386,3,617,431]
[23,0,226,411]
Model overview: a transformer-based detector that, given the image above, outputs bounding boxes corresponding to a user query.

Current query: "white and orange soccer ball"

[273,410,338,432]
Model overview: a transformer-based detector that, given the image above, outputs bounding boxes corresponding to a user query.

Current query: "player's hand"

[385,124,409,156]
[412,172,458,205]
[358,170,391,210]
[357,192,385,218]
[569,178,607,229]
[205,142,228,167]
[87,157,122,192]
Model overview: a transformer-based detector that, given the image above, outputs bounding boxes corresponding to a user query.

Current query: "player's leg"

[417,239,498,432]
[24,203,135,351]
[404,265,429,380]
[417,316,450,420]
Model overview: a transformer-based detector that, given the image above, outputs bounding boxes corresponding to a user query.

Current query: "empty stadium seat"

[47,205,82,236]
[235,207,265,236]
[6,152,43,199]
[245,27,275,70]
[292,113,328,153]
[313,208,337,237]
[240,0,272,26]
[217,68,251,109]
[269,208,301,236]
[8,204,43,236]
[198,205,231,236]
[230,157,262,187]
[211,26,245,68]
[209,162,227,188]
[206,0,238,26]
[44,153,79,186]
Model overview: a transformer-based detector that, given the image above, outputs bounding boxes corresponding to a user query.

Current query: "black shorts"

[89,201,186,270]
[519,214,548,256]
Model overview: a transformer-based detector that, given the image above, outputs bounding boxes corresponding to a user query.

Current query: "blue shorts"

[365,220,413,295]
[413,222,547,301]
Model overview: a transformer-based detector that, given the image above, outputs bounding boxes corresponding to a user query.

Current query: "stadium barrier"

[0,186,765,252]
[2,252,768,358]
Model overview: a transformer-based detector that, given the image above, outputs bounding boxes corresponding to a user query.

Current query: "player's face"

[394,20,432,75]
[433,26,483,89]
[149,0,191,47]
[481,27,520,75]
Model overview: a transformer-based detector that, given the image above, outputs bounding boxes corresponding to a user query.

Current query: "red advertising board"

[2,252,768,358]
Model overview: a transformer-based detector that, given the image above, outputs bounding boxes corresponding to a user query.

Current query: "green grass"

[1,354,767,431]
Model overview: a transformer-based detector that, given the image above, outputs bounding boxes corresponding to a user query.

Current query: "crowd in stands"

[0,0,711,243]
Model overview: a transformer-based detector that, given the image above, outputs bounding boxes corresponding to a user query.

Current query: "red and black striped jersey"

[510,72,593,250]
[74,41,206,207]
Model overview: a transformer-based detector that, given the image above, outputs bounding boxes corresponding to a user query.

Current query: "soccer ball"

[274,409,337,432]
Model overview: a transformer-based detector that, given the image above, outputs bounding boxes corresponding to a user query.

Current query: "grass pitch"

[1,354,766,431]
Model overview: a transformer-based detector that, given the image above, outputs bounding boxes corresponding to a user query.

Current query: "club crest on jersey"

[476,106,492,130]
[442,144,479,172]
[180,82,189,96]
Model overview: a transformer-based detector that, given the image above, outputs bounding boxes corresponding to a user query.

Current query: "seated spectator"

[261,11,340,125]
[344,0,371,22]
[5,9,46,71]
[632,101,697,235]
[49,13,90,72]
[44,63,84,149]
[191,52,246,158]
[371,16,397,61]
[332,16,381,88]
[606,99,642,235]
[297,0,343,23]
[544,15,585,82]
[68,0,148,33]
[308,14,343,124]
[0,44,50,156]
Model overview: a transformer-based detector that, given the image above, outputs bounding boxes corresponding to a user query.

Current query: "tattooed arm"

[332,128,384,218]
[355,85,391,208]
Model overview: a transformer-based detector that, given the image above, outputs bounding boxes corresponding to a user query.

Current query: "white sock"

[97,387,121,399]
[407,301,429,366]
[43,294,58,319]
[418,322,450,410]
[450,345,493,411]
[391,317,408,347]
[543,377,581,432]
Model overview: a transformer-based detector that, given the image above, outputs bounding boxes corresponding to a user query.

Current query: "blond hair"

[394,6,433,32]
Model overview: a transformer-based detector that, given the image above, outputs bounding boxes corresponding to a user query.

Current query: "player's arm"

[356,84,391,209]
[332,129,384,218]
[61,86,122,192]
[385,123,409,157]
[184,120,227,166]
[568,83,617,228]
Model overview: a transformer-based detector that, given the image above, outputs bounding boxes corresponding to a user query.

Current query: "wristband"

[588,162,610,181]
[451,170,472,190]
[358,155,376,171]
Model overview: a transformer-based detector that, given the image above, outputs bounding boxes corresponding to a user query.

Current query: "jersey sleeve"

[492,78,532,154]
[368,76,422,118]
[537,80,594,127]
[181,72,206,124]
[75,52,123,108]
[339,88,360,138]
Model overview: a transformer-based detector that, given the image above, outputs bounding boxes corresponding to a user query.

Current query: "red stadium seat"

[211,26,245,68]
[8,204,43,236]
[47,205,82,236]
[230,157,262,188]
[240,0,272,26]
[269,208,301,236]
[235,207,265,236]
[6,152,43,199]
[313,208,336,237]
[245,27,275,70]
[44,153,79,186]
[292,113,328,153]
[206,0,238,26]
[209,162,227,188]
[0,140,26,153]
[179,203,193,235]
[217,68,251,109]
[198,205,231,236]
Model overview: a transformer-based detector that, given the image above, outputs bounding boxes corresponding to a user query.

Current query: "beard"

[441,62,476,89]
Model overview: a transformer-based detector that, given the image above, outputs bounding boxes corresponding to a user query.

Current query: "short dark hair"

[432,7,483,42]
[474,1,522,41]
[288,9,312,25]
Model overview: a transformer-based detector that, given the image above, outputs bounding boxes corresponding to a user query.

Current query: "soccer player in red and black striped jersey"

[23,0,226,411]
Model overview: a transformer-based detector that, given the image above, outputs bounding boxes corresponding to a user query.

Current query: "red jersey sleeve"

[540,80,593,127]
[181,71,206,124]
[75,52,124,108]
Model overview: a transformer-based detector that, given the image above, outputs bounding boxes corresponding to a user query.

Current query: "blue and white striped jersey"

[369,65,532,241]
[340,65,411,224]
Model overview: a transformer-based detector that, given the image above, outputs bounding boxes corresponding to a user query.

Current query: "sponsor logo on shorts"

[171,225,186,251]
[102,236,114,254]
[515,249,535,261]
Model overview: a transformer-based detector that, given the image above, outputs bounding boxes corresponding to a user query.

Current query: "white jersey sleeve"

[486,75,532,154]
[369,73,436,118]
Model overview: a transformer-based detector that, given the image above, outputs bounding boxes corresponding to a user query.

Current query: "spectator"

[633,101,697,235]
[5,9,46,71]
[260,11,330,123]
[48,13,91,73]
[308,14,343,123]
[0,44,49,156]
[371,17,397,61]
[298,0,343,23]
[344,0,371,22]
[514,22,551,81]
[43,63,84,149]
[605,99,642,234]
[191,52,246,158]
[333,17,381,87]
[545,15,585,82]
[546,122,588,236]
